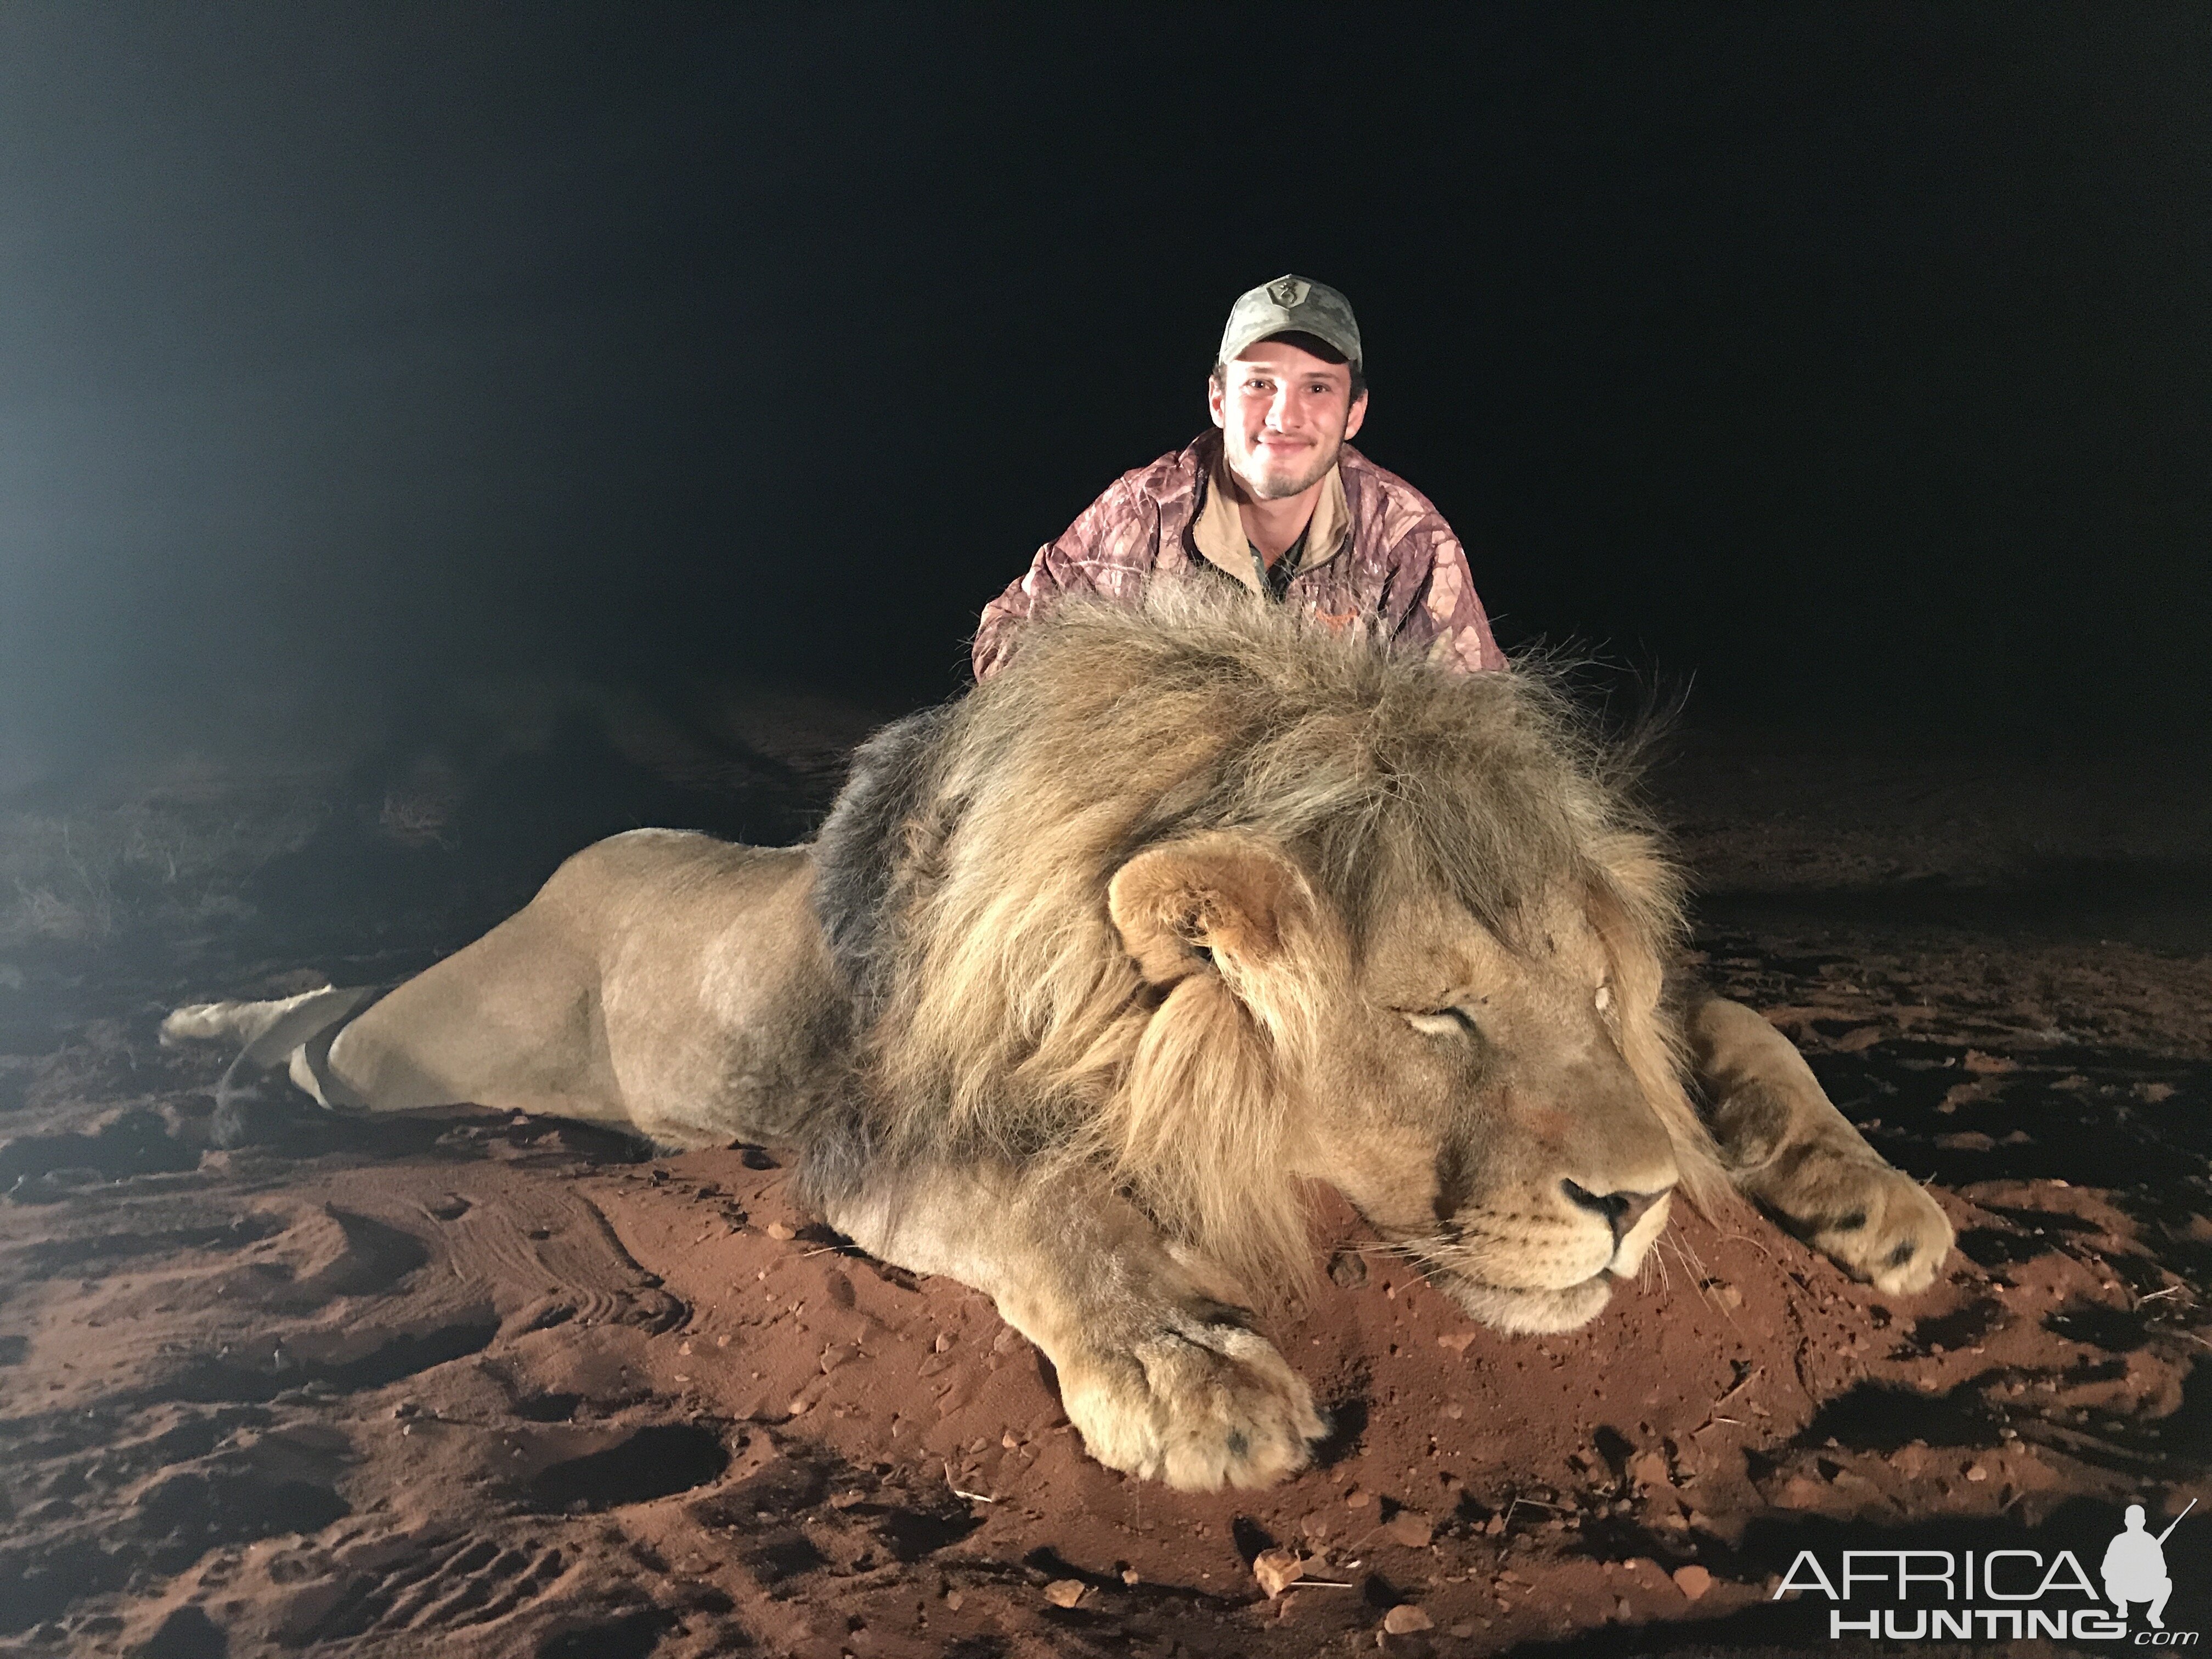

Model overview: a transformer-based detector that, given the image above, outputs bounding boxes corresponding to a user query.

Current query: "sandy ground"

[0,699,2207,1657]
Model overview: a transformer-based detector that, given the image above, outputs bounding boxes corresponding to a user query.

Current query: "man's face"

[1208,337,1368,501]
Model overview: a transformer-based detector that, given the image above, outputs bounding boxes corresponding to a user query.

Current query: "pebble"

[1043,1579,1086,1608]
[765,1221,795,1240]
[1253,1548,1304,1598]
[1673,1564,1713,1601]
[1382,1510,1434,1549]
[1383,1604,1434,1634]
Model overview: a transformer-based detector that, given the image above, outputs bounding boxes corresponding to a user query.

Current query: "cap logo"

[1267,277,1310,308]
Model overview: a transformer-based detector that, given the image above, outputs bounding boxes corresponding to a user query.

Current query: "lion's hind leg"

[1686,994,1954,1295]
[162,986,352,1058]
[822,1161,1326,1491]
[163,985,385,1110]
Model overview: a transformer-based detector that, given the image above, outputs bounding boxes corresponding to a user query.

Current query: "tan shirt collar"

[1192,453,1350,592]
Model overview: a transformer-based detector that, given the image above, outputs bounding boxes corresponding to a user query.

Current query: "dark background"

[2,4,2205,778]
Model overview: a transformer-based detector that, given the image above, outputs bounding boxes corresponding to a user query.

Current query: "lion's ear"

[1107,833,1312,988]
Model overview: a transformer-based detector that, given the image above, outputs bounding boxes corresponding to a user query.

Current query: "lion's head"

[824,585,1719,1334]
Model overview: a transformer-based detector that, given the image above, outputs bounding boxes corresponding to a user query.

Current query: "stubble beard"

[1232,435,1340,501]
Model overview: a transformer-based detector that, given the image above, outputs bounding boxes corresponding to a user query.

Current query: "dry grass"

[0,796,323,950]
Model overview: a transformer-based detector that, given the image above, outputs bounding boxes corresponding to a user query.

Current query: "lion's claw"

[1054,1311,1325,1491]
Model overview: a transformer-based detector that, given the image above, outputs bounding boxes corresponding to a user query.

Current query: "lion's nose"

[1561,1179,1669,1245]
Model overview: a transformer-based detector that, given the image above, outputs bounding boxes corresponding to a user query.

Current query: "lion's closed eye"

[1402,1007,1481,1039]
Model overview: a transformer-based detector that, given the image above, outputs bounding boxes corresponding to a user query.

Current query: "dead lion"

[166,587,1952,1489]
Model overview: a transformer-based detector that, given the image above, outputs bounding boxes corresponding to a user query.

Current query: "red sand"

[1,1073,2205,1656]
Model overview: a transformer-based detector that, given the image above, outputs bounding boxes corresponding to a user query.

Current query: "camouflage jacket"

[973,431,1505,679]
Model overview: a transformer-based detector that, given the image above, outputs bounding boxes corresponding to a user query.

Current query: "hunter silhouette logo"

[2106,1500,2192,1630]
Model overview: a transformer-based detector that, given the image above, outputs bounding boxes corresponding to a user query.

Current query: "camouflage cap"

[1217,274,1362,370]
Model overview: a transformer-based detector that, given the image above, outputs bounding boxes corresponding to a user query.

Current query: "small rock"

[944,1589,963,1610]
[1328,1249,1369,1288]
[1382,1510,1434,1549]
[1120,1566,1140,1585]
[1345,1487,1373,1509]
[1254,1548,1305,1597]
[1436,1329,1476,1355]
[1833,1026,1883,1052]
[820,1343,859,1374]
[1383,1604,1434,1634]
[1963,1049,2017,1075]
[765,1221,795,1240]
[1776,1474,1825,1508]
[1626,1449,1671,1488]
[1449,1623,1477,1640]
[1965,1463,1989,1482]
[1673,1564,1713,1601]
[1934,1131,1996,1152]
[1043,1578,1086,1608]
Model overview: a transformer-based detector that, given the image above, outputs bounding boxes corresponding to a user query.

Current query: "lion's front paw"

[1053,1307,1326,1491]
[1760,1153,1955,1296]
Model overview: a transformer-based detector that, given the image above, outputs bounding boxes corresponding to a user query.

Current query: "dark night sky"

[1,5,2205,775]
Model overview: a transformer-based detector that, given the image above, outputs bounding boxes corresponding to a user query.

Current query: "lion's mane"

[807,584,1713,1295]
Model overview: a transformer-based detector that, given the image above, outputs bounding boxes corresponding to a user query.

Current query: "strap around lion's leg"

[1680,990,1954,1296]
[821,1159,1326,1491]
[219,984,386,1110]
